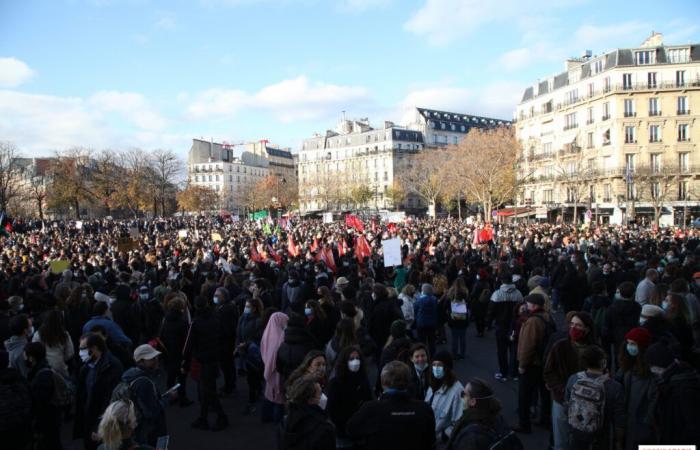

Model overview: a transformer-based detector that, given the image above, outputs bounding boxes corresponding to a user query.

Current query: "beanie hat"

[390,320,406,339]
[432,350,454,371]
[524,294,544,307]
[527,275,543,291]
[644,342,674,368]
[641,304,664,318]
[624,327,652,349]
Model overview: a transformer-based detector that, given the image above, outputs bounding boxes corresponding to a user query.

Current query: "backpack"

[39,367,75,407]
[110,375,152,418]
[450,300,469,321]
[463,423,524,450]
[567,372,607,436]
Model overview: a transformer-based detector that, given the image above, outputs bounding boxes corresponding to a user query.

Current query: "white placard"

[382,238,402,267]
[75,221,83,229]
[178,229,188,238]
[323,212,334,224]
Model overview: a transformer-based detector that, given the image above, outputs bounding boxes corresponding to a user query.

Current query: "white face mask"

[639,317,647,326]
[79,349,90,363]
[318,393,328,410]
[347,358,361,372]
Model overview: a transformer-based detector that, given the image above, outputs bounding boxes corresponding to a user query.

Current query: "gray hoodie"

[4,335,28,378]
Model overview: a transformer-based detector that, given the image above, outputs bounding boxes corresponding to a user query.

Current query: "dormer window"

[635,50,654,65]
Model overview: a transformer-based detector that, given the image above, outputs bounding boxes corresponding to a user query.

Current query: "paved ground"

[62,326,551,450]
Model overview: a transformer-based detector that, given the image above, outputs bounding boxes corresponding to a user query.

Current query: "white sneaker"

[494,372,506,381]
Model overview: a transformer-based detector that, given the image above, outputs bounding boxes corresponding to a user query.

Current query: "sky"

[1,0,699,159]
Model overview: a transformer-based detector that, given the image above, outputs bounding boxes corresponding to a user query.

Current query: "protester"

[346,361,436,450]
[25,341,63,450]
[488,273,523,382]
[280,376,335,450]
[261,311,289,423]
[425,350,464,443]
[97,399,154,450]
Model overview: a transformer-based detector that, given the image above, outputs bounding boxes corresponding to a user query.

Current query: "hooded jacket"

[4,335,28,378]
[121,366,167,446]
[654,361,700,446]
[603,296,641,349]
[487,284,523,328]
[276,320,318,380]
[281,278,306,313]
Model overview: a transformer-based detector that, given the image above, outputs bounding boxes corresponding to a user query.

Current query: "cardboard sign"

[211,232,223,242]
[117,237,138,253]
[49,260,70,274]
[75,221,83,230]
[382,238,402,267]
[323,212,333,224]
[178,230,188,239]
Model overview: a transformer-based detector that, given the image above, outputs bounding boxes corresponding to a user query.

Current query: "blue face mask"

[243,307,252,315]
[662,301,670,311]
[626,343,639,357]
[432,366,445,379]
[213,296,220,305]
[304,307,313,316]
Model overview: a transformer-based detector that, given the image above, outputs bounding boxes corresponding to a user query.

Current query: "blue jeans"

[552,400,569,450]
[450,326,467,357]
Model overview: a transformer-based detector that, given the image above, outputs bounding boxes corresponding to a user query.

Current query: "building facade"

[515,33,700,223]
[298,108,510,214]
[188,138,270,214]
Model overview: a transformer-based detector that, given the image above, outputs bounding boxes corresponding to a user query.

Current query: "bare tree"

[150,149,182,217]
[634,166,679,226]
[0,141,23,212]
[456,127,521,222]
[400,148,450,218]
[47,147,94,218]
[27,173,48,221]
[553,142,590,225]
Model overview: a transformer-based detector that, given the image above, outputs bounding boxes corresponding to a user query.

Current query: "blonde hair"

[97,400,137,450]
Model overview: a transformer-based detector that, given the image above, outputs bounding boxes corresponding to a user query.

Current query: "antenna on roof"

[342,110,346,122]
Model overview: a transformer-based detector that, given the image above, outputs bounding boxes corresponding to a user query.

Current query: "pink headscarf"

[261,312,289,404]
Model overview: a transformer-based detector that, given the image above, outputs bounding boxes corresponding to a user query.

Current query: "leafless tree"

[150,149,182,217]
[0,141,23,212]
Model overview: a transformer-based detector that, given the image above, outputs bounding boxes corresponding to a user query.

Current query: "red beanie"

[624,327,652,349]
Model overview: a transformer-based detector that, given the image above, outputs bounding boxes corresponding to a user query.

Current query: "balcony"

[624,111,636,118]
[563,123,579,131]
[678,109,690,115]
[602,115,610,121]
[649,110,662,116]
[586,119,595,125]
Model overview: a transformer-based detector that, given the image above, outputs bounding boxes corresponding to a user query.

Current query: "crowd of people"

[1,215,700,450]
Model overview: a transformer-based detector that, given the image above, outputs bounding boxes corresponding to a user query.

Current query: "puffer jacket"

[414,294,438,329]
[487,284,523,328]
[281,278,306,314]
[276,323,318,380]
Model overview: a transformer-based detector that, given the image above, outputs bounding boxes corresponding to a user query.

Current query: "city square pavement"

[62,325,551,450]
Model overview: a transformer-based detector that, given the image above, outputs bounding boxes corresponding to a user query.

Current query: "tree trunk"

[457,192,462,220]
[654,207,661,226]
[483,201,492,223]
[573,198,578,225]
[74,198,80,219]
[37,200,44,221]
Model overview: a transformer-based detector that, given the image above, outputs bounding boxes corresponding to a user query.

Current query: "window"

[668,48,690,64]
[588,83,594,97]
[566,187,576,203]
[587,132,594,148]
[678,124,689,141]
[647,72,657,89]
[623,73,633,89]
[635,50,654,65]
[604,184,612,202]
[651,182,660,199]
[452,136,459,145]
[587,107,594,124]
[679,153,689,172]
[603,129,611,145]
[440,123,446,130]
[624,99,635,117]
[564,112,578,130]
[649,97,659,116]
[383,171,388,181]
[626,154,636,172]
[649,125,660,143]
[543,100,553,113]
[544,189,554,203]
[195,175,199,182]
[543,142,552,155]
[627,182,637,201]
[650,153,661,173]
[678,96,688,114]
[676,70,686,87]
[679,181,688,200]
[208,175,212,182]
[589,185,596,203]
[602,102,610,120]
[604,76,611,93]
[215,175,219,181]
[567,89,579,104]
[625,126,636,143]
[594,60,603,74]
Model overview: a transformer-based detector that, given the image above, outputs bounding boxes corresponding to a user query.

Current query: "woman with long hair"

[425,351,463,444]
[664,293,694,360]
[445,278,469,360]
[286,350,327,390]
[32,309,74,377]
[305,299,332,347]
[326,345,372,449]
[97,400,153,450]
[325,318,359,366]
[64,284,93,355]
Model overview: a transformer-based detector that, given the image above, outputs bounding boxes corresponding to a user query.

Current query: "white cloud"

[0,57,35,88]
[155,12,177,30]
[186,76,370,123]
[89,90,167,130]
[404,0,581,46]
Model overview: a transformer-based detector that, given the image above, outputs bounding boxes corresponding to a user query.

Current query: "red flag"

[345,214,365,232]
[268,244,282,264]
[338,239,347,257]
[387,223,397,234]
[250,242,264,263]
[287,235,300,258]
[320,247,337,273]
[355,236,371,262]
[371,219,377,233]
[310,237,319,253]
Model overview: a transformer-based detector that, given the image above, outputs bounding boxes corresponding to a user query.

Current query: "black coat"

[654,361,700,445]
[216,302,239,345]
[0,367,32,450]
[326,372,373,439]
[160,309,189,372]
[110,298,142,345]
[237,314,262,346]
[276,324,318,380]
[183,310,221,366]
[448,408,512,450]
[368,298,402,350]
[603,299,641,348]
[346,391,436,450]
[281,404,336,450]
[73,351,124,440]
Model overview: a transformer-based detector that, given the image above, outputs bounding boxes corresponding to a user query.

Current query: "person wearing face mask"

[447,378,518,450]
[285,351,328,391]
[414,283,439,358]
[261,312,289,423]
[74,333,124,450]
[212,287,239,397]
[110,276,142,346]
[615,327,657,450]
[564,345,625,450]
[601,281,640,358]
[543,312,597,450]
[118,344,172,446]
[347,360,435,450]
[408,343,431,400]
[468,268,491,338]
[326,346,372,449]
[644,342,700,446]
[425,351,464,443]
[305,300,332,348]
[4,314,33,378]
[368,284,402,361]
[281,376,336,450]
[24,341,63,450]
